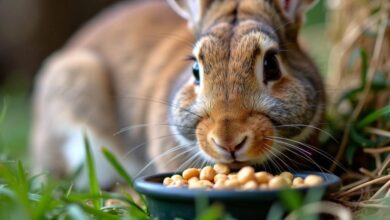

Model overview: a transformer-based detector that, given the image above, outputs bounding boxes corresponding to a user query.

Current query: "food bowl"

[134,171,341,220]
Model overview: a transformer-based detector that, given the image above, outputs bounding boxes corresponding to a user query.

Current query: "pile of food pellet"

[163,164,324,190]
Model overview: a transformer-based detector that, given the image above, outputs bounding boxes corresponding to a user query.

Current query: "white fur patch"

[63,128,141,189]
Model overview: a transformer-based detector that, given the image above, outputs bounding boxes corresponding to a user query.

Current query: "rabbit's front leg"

[31,50,135,188]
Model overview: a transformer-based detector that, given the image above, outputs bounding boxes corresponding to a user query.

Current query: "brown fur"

[32,0,324,186]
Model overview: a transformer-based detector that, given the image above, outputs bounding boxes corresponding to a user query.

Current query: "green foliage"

[0,135,150,220]
[325,47,390,165]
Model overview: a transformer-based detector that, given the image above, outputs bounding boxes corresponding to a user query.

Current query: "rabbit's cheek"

[196,118,220,159]
[245,115,274,158]
[269,76,293,99]
[170,84,202,141]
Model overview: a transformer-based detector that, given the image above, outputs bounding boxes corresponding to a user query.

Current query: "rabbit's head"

[168,0,324,166]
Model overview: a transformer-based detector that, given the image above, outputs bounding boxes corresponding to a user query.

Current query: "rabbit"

[31,0,325,188]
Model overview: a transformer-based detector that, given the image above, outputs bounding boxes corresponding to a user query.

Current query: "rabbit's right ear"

[167,0,213,29]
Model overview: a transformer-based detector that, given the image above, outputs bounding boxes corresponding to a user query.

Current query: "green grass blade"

[68,192,147,214]
[351,126,377,147]
[101,147,148,209]
[101,147,133,187]
[83,131,102,209]
[280,189,303,211]
[65,198,119,220]
[359,49,368,88]
[358,105,390,129]
[0,97,8,124]
[195,204,224,220]
[17,161,28,189]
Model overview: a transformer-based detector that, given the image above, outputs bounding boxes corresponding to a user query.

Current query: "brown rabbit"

[32,0,325,188]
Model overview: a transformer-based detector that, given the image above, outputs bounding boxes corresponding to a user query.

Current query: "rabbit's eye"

[192,62,200,85]
[263,52,281,84]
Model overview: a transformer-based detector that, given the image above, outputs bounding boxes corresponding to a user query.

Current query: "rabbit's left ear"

[167,0,213,29]
[276,0,317,21]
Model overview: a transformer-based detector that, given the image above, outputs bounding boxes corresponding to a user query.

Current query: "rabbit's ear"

[276,0,316,21]
[167,0,213,28]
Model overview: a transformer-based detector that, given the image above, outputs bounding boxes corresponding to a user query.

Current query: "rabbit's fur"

[32,0,325,188]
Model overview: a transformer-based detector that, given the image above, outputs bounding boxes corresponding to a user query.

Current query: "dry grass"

[325,0,390,218]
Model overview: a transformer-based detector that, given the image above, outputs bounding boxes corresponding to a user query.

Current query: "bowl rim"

[134,171,341,201]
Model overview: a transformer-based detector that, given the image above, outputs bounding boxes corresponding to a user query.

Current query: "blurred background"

[0,0,122,159]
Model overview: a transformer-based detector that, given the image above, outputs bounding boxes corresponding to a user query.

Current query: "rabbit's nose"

[210,135,248,154]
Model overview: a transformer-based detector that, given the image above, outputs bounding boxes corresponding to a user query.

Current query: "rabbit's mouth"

[195,112,275,165]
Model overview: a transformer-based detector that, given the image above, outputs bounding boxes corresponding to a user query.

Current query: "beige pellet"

[213,179,227,189]
[227,173,238,180]
[304,175,324,186]
[171,175,183,181]
[200,166,216,181]
[199,180,213,188]
[237,166,255,184]
[292,177,304,186]
[213,163,230,174]
[188,181,207,189]
[188,177,199,185]
[292,183,305,188]
[224,179,240,188]
[255,171,271,184]
[241,180,258,190]
[163,177,173,186]
[268,176,290,189]
[168,179,187,187]
[163,166,325,190]
[214,173,228,182]
[259,184,268,189]
[182,168,200,180]
[105,199,129,207]
[280,172,294,181]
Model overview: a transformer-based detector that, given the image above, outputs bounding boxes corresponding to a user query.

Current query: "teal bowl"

[134,171,341,220]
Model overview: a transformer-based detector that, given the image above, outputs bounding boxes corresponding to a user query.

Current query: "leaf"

[68,192,147,214]
[337,87,363,105]
[83,131,102,209]
[17,161,28,190]
[358,105,390,129]
[0,97,8,124]
[65,198,118,220]
[195,204,224,220]
[359,49,368,88]
[101,147,148,210]
[280,189,303,211]
[346,144,357,165]
[350,126,377,147]
[101,148,133,188]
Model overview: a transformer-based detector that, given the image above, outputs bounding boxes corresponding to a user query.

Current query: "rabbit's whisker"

[165,145,197,167]
[117,96,202,119]
[135,142,195,177]
[273,124,338,143]
[269,138,327,173]
[268,136,346,172]
[266,144,296,173]
[115,123,196,135]
[124,133,196,157]
[269,145,298,173]
[267,150,283,174]
[174,151,202,173]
